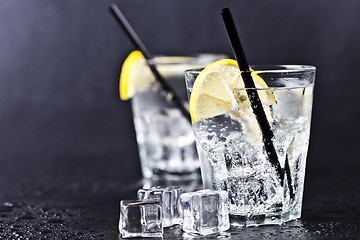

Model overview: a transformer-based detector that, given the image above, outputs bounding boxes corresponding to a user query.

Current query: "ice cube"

[180,189,230,235]
[138,186,183,227]
[119,200,163,238]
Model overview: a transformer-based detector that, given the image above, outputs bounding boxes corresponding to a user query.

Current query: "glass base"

[149,168,201,181]
[230,211,301,227]
[141,175,203,193]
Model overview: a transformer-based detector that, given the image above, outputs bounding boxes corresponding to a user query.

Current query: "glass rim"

[148,53,228,65]
[185,64,316,74]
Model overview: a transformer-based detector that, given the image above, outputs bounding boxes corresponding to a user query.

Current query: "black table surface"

[1,0,360,239]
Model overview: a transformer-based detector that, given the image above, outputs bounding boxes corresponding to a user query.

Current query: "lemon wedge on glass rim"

[189,59,276,123]
[119,51,155,100]
[120,50,203,100]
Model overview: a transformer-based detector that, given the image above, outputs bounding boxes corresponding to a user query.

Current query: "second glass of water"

[132,54,226,181]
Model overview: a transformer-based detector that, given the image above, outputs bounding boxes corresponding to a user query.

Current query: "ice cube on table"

[138,186,183,227]
[119,200,163,238]
[180,189,230,235]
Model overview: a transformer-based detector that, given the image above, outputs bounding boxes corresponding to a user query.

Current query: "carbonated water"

[192,79,314,226]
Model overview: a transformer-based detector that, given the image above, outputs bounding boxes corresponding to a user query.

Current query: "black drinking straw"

[110,3,191,123]
[220,8,289,189]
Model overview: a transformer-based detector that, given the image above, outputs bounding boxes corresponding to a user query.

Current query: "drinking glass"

[132,54,226,181]
[185,65,315,226]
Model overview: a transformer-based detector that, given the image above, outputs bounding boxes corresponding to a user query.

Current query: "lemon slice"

[120,51,155,100]
[120,52,208,100]
[189,59,276,123]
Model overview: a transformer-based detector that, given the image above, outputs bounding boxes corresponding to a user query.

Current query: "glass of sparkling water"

[185,65,315,226]
[132,54,226,181]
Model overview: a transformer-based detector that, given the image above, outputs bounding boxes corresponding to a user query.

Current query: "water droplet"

[4,202,14,207]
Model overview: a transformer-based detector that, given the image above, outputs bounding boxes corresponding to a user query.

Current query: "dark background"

[0,0,359,239]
